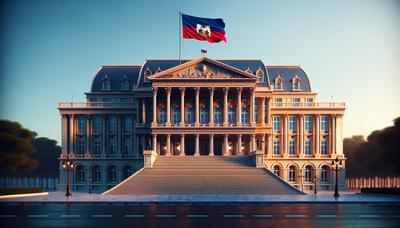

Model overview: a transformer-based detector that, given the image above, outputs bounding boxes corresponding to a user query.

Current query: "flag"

[201,49,208,54]
[182,13,226,43]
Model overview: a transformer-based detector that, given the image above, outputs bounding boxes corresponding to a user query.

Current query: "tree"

[30,137,61,177]
[0,119,38,173]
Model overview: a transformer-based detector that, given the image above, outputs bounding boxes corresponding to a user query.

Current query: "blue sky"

[1,0,399,143]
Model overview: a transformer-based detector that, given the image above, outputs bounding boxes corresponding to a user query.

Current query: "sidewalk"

[1,191,399,204]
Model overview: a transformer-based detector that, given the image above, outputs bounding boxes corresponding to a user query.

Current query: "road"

[1,203,399,227]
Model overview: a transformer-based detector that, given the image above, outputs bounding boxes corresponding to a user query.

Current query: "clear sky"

[0,0,399,144]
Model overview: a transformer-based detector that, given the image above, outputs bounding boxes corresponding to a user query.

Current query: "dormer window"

[256,67,264,82]
[245,67,253,75]
[102,76,111,91]
[143,67,152,83]
[120,76,130,91]
[275,76,283,90]
[292,76,301,91]
[155,67,162,74]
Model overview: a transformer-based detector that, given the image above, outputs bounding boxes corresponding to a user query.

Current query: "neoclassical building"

[58,57,346,192]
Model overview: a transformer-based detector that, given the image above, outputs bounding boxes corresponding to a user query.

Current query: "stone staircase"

[105,156,303,195]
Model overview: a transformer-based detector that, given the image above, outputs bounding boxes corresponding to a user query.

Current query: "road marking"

[253,214,273,218]
[7,203,18,206]
[125,215,145,218]
[0,215,16,218]
[25,203,41,206]
[156,214,176,218]
[187,214,208,218]
[112,203,125,206]
[318,215,337,218]
[27,215,49,218]
[286,214,306,218]
[223,214,244,218]
[92,214,112,218]
[359,215,379,218]
[60,215,81,218]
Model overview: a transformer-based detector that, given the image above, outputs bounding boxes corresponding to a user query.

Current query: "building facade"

[58,57,346,192]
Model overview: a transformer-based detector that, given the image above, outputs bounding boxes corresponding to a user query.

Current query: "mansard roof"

[266,66,312,92]
[90,66,140,93]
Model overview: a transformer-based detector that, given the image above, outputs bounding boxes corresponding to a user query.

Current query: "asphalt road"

[1,203,399,227]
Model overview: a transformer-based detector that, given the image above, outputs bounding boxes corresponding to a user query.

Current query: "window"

[214,107,222,124]
[93,116,102,134]
[320,140,328,155]
[304,139,312,155]
[321,116,328,131]
[107,165,117,182]
[275,77,283,90]
[289,166,296,182]
[121,78,129,91]
[273,165,281,177]
[102,78,111,91]
[289,140,296,155]
[254,101,259,122]
[173,108,181,125]
[245,67,253,75]
[292,78,300,91]
[305,166,313,182]
[92,165,101,183]
[241,108,249,124]
[305,116,312,131]
[274,98,283,107]
[123,165,133,179]
[124,116,132,133]
[75,165,85,183]
[124,136,133,155]
[289,116,296,131]
[228,107,236,124]
[321,166,330,183]
[143,68,151,83]
[256,67,264,82]
[187,107,195,124]
[108,136,117,156]
[92,136,102,156]
[76,136,85,155]
[273,140,280,155]
[273,116,281,131]
[305,98,314,106]
[200,108,208,124]
[159,108,166,124]
[77,116,86,134]
[108,116,117,133]
[291,98,301,107]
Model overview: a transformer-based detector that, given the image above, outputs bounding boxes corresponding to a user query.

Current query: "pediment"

[148,57,257,80]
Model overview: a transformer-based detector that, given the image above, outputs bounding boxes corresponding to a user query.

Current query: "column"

[266,97,272,124]
[61,115,68,155]
[236,88,242,127]
[209,134,214,156]
[251,134,256,152]
[180,134,185,156]
[142,99,146,124]
[85,115,91,158]
[223,134,228,155]
[152,134,157,152]
[152,88,157,126]
[166,134,171,156]
[166,88,171,126]
[195,134,200,156]
[180,87,185,126]
[195,87,200,126]
[267,134,272,158]
[299,114,304,158]
[336,114,343,156]
[283,114,288,158]
[237,134,242,155]
[208,87,214,126]
[223,88,228,126]
[315,114,320,158]
[261,134,266,153]
[250,88,255,125]
[69,114,74,156]
[261,97,266,125]
[331,114,336,157]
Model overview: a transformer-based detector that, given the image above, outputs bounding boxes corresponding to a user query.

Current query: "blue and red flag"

[181,13,226,43]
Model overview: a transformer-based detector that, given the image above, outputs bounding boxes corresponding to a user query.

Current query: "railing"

[271,102,345,108]
[346,177,400,189]
[58,102,134,108]
[0,177,58,190]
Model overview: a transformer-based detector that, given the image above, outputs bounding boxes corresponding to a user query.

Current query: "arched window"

[173,107,180,125]
[75,165,85,183]
[121,77,130,91]
[241,108,249,124]
[228,107,236,124]
[289,165,296,182]
[143,67,152,83]
[107,165,117,183]
[292,77,301,91]
[122,165,133,179]
[214,107,222,124]
[256,67,264,82]
[321,165,330,183]
[102,77,111,91]
[200,108,209,124]
[187,107,195,124]
[92,165,101,183]
[305,166,313,183]
[273,165,281,177]
[245,67,253,75]
[275,76,283,90]
[159,107,166,124]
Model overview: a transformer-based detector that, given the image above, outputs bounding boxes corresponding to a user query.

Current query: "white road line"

[156,214,176,218]
[253,214,273,218]
[286,214,306,218]
[223,214,244,218]
[0,215,16,218]
[125,215,145,218]
[27,215,49,218]
[187,214,208,218]
[92,215,112,218]
[359,215,379,218]
[318,215,337,218]
[60,215,81,218]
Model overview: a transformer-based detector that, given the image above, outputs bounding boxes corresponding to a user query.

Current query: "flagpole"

[179,11,182,65]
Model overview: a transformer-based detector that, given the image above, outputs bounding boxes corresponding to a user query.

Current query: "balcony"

[58,102,134,109]
[271,102,345,109]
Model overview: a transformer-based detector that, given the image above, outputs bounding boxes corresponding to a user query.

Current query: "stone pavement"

[1,191,399,204]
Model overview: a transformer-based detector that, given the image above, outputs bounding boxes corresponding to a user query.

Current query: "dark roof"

[266,66,312,92]
[90,66,140,92]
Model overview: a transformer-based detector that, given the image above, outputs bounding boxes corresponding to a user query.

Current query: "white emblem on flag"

[196,24,211,38]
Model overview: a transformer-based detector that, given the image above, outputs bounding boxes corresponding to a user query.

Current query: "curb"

[0,192,49,199]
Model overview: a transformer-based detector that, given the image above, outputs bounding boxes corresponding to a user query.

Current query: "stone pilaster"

[166,134,171,156]
[299,114,304,158]
[180,87,185,126]
[195,134,200,156]
[142,99,146,124]
[152,134,157,153]
[251,134,256,152]
[195,87,200,126]
[223,134,229,155]
[85,115,91,158]
[261,97,265,126]
[266,97,272,124]
[152,87,157,127]
[267,133,272,158]
[180,134,185,156]
[237,88,242,127]
[223,88,228,127]
[69,114,74,157]
[283,114,288,158]
[250,88,255,126]
[166,87,171,127]
[209,87,214,126]
[237,134,242,155]
[315,114,320,158]
[209,134,214,156]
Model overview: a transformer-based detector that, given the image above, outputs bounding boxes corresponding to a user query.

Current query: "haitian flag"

[182,13,226,43]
